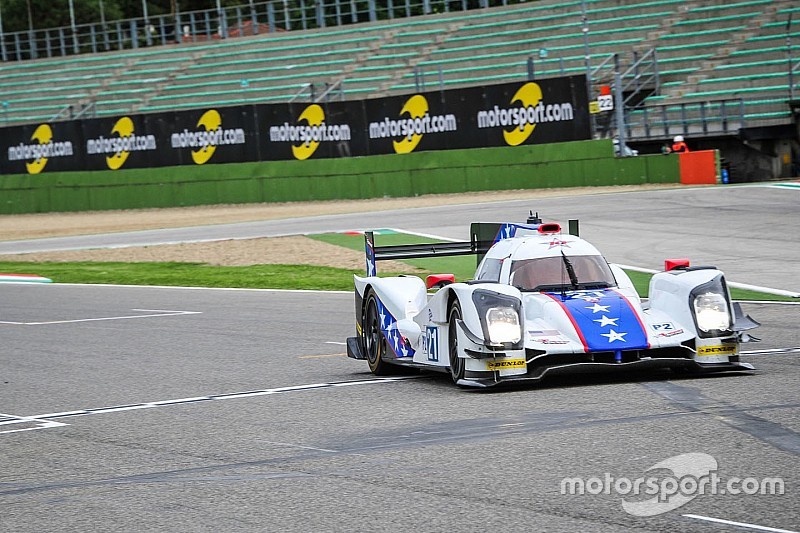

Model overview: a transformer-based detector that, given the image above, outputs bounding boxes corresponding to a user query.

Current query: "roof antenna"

[527,211,542,225]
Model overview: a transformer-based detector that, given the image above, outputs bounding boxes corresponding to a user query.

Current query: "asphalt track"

[1,184,798,293]
[2,185,799,532]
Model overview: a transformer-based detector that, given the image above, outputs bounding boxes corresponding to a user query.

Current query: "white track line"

[0,309,201,326]
[683,514,799,533]
[5,376,423,434]
[41,283,352,294]
[0,413,69,435]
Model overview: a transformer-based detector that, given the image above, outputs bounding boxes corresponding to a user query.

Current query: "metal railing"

[624,98,746,140]
[288,80,345,102]
[0,0,527,63]
[590,50,660,153]
[49,101,97,122]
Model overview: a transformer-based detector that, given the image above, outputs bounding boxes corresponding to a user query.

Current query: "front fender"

[434,282,524,347]
[355,275,427,323]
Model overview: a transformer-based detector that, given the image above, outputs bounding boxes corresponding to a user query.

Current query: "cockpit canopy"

[509,255,617,291]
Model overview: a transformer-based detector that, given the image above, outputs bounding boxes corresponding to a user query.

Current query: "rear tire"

[448,300,465,384]
[363,291,392,376]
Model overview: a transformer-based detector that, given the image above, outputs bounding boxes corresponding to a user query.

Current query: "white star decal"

[587,303,610,314]
[594,315,619,327]
[601,329,627,343]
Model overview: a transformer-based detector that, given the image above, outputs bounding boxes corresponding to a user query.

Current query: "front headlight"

[689,274,733,338]
[693,292,730,332]
[472,289,523,348]
[486,307,521,344]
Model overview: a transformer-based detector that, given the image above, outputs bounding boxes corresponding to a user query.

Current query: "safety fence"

[0,0,523,62]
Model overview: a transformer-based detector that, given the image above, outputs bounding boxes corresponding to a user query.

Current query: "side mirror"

[426,274,455,290]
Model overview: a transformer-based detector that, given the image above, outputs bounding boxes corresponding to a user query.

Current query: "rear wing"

[364,229,492,277]
[363,216,580,276]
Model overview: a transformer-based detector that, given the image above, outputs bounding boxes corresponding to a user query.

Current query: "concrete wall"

[0,139,680,214]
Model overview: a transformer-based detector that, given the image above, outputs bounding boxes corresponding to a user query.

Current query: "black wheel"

[448,300,465,384]
[363,292,392,375]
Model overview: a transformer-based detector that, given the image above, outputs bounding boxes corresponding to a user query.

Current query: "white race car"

[346,214,759,388]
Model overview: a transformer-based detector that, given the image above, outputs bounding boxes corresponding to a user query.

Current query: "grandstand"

[1,0,798,171]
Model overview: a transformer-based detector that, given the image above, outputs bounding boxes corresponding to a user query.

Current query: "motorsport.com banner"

[0,75,590,174]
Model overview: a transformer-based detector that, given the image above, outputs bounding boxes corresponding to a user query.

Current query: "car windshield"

[510,255,617,291]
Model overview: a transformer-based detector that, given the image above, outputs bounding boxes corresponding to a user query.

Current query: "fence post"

[236,6,244,36]
[721,100,728,132]
[316,0,325,28]
[58,27,66,56]
[527,55,534,80]
[0,8,6,62]
[681,103,688,136]
[175,11,182,43]
[220,7,228,38]
[116,21,123,50]
[369,0,377,22]
[103,20,111,50]
[613,54,629,156]
[739,98,745,128]
[267,3,276,33]
[700,101,708,135]
[130,20,138,49]
[251,1,259,35]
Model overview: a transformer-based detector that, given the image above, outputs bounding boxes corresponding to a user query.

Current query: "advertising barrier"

[0,75,591,175]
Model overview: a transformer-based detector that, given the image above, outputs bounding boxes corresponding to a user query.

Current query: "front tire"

[448,300,465,384]
[363,291,392,376]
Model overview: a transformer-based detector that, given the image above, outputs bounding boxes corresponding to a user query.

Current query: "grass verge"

[0,261,378,292]
[0,260,793,301]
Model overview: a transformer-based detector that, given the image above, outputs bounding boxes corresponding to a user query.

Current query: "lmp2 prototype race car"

[346,213,760,388]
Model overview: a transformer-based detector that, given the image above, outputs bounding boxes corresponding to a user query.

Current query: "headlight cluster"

[486,307,522,344]
[472,290,523,347]
[693,292,730,332]
[690,275,732,337]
